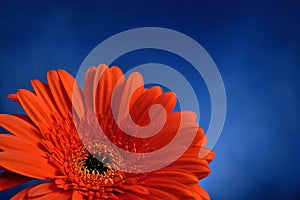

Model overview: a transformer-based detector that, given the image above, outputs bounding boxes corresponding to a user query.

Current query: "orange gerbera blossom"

[0,64,214,200]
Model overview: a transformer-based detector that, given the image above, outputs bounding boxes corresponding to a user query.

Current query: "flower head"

[0,64,214,199]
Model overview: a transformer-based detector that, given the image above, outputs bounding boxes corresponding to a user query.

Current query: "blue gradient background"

[0,0,299,199]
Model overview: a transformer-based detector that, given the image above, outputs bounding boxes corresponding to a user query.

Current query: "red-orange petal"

[95,66,113,115]
[119,192,144,200]
[47,70,71,116]
[191,184,210,200]
[148,170,199,184]
[58,69,85,119]
[28,182,73,199]
[30,191,66,200]
[92,64,109,112]
[6,94,20,104]
[28,182,57,197]
[147,187,179,200]
[84,66,97,110]
[31,80,61,116]
[11,185,34,200]
[110,72,145,122]
[17,89,51,126]
[130,86,162,126]
[0,151,58,179]
[0,171,33,191]
[72,190,85,200]
[169,158,211,179]
[53,191,72,200]
[93,65,125,116]
[0,114,41,143]
[0,134,44,154]
[121,185,150,195]
[145,180,195,199]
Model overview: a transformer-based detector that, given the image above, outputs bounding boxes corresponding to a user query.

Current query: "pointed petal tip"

[7,93,20,103]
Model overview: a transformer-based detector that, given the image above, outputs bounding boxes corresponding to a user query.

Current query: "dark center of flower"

[83,152,109,174]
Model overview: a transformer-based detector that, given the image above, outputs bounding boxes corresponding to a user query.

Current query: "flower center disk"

[83,152,109,175]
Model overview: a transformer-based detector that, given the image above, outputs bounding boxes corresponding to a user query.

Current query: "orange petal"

[199,147,215,163]
[72,190,85,200]
[116,72,144,121]
[28,182,57,197]
[58,69,85,119]
[17,89,51,126]
[0,171,33,191]
[130,86,162,126]
[0,151,58,179]
[191,184,210,200]
[148,170,199,184]
[153,91,177,113]
[0,134,44,154]
[93,64,109,113]
[31,80,61,115]
[129,86,145,109]
[110,66,125,86]
[170,158,211,179]
[145,180,195,198]
[121,185,149,195]
[119,192,144,200]
[11,185,34,200]
[102,66,125,115]
[30,191,66,200]
[147,187,179,200]
[0,114,41,143]
[53,190,72,200]
[95,66,113,115]
[47,70,71,116]
[84,66,97,110]
[148,111,197,150]
[7,94,20,104]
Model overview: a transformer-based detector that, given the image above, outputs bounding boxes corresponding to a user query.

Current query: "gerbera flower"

[0,64,214,199]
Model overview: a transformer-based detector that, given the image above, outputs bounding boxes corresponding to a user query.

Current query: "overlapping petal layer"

[0,64,214,199]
